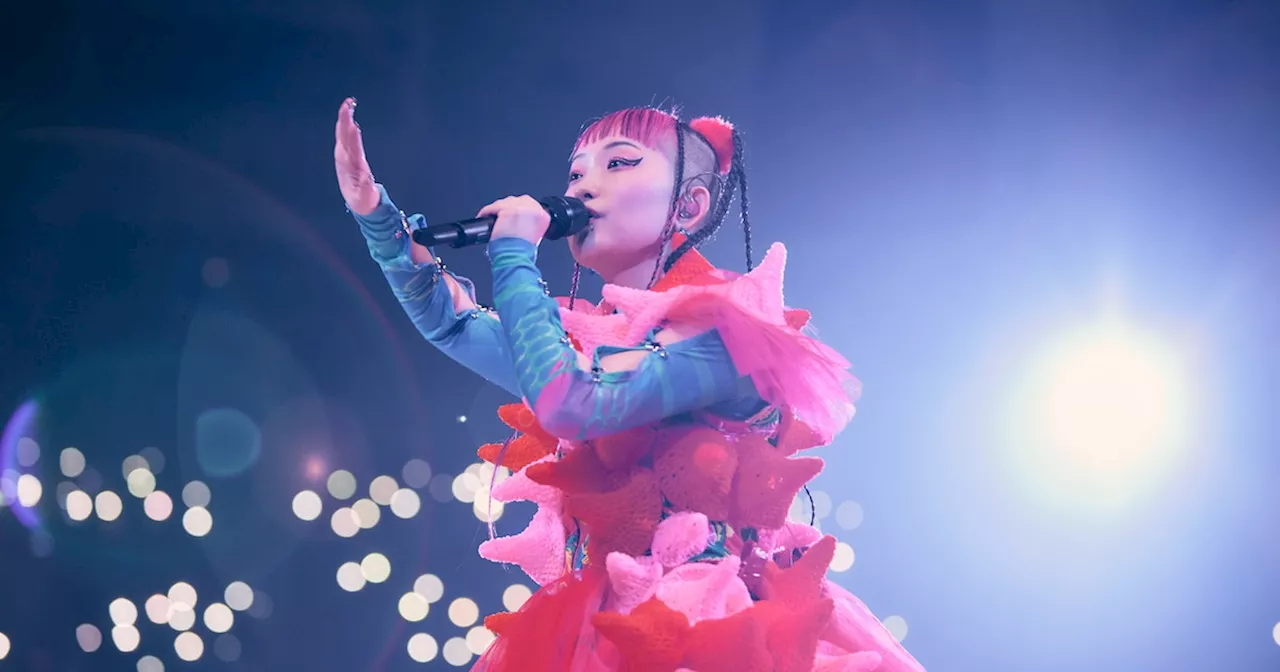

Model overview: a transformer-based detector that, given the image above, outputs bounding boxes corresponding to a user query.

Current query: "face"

[565,135,676,278]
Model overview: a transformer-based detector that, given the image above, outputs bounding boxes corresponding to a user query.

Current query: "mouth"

[576,210,602,245]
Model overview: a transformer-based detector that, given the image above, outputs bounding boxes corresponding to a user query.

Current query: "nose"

[569,169,599,201]
[569,185,595,202]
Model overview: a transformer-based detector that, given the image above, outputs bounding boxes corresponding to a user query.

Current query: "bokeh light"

[448,597,479,627]
[110,597,138,626]
[502,584,531,612]
[137,654,164,672]
[882,615,909,642]
[465,626,496,655]
[138,447,166,474]
[16,437,40,467]
[203,603,234,633]
[182,481,211,508]
[327,470,357,500]
[830,542,855,572]
[336,562,366,592]
[94,490,122,521]
[121,455,149,478]
[835,500,864,530]
[111,624,140,652]
[0,632,7,660]
[330,507,359,537]
[168,606,196,632]
[144,594,171,625]
[60,447,86,478]
[126,468,156,498]
[174,631,204,661]
[402,458,432,489]
[67,490,93,521]
[195,408,262,477]
[407,633,439,663]
[213,633,242,662]
[451,472,481,504]
[183,506,213,537]
[225,581,254,611]
[414,574,444,604]
[17,474,43,508]
[389,488,421,519]
[398,592,430,622]
[144,491,174,521]
[75,624,102,652]
[361,552,391,583]
[292,490,322,521]
[370,475,398,506]
[442,636,472,666]
[428,474,453,503]
[168,582,197,609]
[352,498,381,529]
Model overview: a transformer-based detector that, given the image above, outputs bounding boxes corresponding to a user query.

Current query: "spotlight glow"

[1003,320,1194,513]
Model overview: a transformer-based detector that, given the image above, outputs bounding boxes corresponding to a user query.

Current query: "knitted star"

[602,243,790,345]
[760,535,836,608]
[478,403,561,472]
[476,456,567,586]
[526,442,622,495]
[592,597,692,672]
[478,434,556,472]
[681,607,772,672]
[558,308,632,355]
[654,556,753,624]
[729,435,825,530]
[604,552,663,615]
[565,467,664,557]
[774,407,828,456]
[654,427,738,520]
[650,511,714,568]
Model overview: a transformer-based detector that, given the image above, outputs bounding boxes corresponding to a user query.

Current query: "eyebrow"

[569,140,642,165]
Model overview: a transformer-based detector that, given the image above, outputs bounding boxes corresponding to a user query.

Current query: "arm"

[353,184,522,397]
[487,237,759,440]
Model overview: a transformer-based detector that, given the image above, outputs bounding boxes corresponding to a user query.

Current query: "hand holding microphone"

[413,195,590,249]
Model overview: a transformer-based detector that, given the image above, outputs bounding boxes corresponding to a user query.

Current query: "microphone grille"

[540,196,590,240]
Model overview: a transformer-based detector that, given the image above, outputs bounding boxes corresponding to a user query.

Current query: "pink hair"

[573,108,679,156]
[689,116,734,176]
[574,107,734,176]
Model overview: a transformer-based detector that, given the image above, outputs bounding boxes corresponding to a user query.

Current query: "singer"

[335,97,925,672]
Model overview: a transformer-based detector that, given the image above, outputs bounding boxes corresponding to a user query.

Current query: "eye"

[608,157,642,170]
[567,171,582,183]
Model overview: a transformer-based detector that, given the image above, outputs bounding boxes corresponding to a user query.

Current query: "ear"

[678,184,713,233]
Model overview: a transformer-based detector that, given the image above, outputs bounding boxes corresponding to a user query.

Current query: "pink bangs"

[572,107,678,156]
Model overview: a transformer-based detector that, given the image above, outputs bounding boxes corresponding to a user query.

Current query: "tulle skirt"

[472,541,925,672]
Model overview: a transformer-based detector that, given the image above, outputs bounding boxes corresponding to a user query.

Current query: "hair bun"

[689,116,734,175]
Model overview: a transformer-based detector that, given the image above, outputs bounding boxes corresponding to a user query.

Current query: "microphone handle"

[412,216,497,249]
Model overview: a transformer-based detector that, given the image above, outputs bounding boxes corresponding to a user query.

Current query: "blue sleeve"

[486,236,760,440]
[351,185,522,397]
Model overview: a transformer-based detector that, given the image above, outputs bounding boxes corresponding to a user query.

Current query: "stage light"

[1004,319,1193,514]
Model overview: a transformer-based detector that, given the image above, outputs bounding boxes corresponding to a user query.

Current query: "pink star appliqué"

[601,243,790,346]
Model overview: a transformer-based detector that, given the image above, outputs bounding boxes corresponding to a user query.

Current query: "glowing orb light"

[1003,319,1194,514]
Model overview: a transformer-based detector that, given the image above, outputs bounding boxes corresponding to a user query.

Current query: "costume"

[354,185,926,672]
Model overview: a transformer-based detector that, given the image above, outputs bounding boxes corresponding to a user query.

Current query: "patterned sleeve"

[351,185,521,397]
[487,236,758,440]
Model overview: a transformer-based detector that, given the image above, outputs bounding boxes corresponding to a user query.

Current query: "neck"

[601,250,666,289]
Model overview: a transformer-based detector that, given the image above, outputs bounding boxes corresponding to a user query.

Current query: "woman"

[335,97,924,672]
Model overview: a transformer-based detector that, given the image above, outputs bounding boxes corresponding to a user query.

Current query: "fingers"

[335,98,362,147]
[475,199,506,219]
[476,195,542,219]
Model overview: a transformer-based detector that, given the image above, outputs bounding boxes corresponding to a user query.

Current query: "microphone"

[411,196,590,249]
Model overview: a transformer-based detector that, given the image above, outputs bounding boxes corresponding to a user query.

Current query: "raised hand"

[334,98,380,216]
